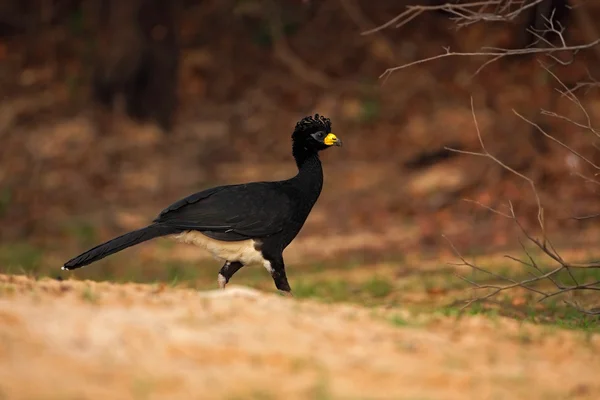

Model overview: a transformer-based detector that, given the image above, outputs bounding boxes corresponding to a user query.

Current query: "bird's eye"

[310,131,326,142]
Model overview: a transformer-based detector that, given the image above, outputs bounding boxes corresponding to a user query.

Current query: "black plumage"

[63,114,342,293]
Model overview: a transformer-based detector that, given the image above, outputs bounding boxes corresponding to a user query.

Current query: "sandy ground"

[0,274,598,400]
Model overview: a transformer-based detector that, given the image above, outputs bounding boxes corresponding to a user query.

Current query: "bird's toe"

[217,273,227,289]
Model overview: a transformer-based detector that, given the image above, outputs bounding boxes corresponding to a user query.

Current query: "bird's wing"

[153,182,292,240]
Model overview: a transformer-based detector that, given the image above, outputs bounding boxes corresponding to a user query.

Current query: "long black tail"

[63,224,180,270]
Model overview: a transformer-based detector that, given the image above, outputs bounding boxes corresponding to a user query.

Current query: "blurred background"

[2,2,600,398]
[1,0,599,285]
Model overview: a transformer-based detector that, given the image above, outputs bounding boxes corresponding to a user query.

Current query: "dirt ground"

[0,274,598,400]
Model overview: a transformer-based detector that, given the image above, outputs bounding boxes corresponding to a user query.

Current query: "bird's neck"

[292,142,316,169]
[292,145,323,199]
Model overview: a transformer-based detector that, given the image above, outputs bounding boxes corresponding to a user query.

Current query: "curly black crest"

[293,114,332,137]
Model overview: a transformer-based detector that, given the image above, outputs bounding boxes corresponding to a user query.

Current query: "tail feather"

[63,224,179,270]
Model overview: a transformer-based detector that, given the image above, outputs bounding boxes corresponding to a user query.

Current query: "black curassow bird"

[63,114,342,293]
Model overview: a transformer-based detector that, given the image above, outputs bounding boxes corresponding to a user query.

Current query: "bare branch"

[536,61,600,139]
[363,0,547,35]
[461,198,513,218]
[513,110,600,170]
[565,301,600,316]
[376,2,600,80]
[380,39,600,79]
[447,98,544,230]
[379,0,600,315]
[572,213,600,221]
[444,101,600,314]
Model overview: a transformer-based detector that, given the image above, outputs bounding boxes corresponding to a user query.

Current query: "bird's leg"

[264,257,292,296]
[217,261,244,289]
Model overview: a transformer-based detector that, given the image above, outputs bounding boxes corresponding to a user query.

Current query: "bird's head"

[292,114,342,152]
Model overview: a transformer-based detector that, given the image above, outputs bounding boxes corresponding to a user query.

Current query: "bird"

[62,114,342,294]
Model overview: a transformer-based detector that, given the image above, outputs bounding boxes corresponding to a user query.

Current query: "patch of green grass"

[441,298,600,333]
[438,302,500,321]
[324,280,352,303]
[1,234,597,337]
[466,301,499,318]
[361,277,393,299]
[0,243,44,275]
[545,306,600,333]
[293,280,320,298]
[286,279,353,302]
[406,268,468,294]
[166,261,200,284]
[388,314,410,327]
[514,298,600,332]
[438,306,461,318]
[290,276,398,307]
[556,267,600,285]
[64,257,217,289]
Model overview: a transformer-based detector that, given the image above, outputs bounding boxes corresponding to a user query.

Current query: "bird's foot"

[217,273,227,289]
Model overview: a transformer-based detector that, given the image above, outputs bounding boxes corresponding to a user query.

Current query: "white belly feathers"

[172,231,267,266]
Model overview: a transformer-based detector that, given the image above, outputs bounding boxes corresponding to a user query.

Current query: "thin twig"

[363,0,547,35]
[380,39,600,79]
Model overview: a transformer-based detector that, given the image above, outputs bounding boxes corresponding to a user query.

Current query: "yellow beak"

[323,133,342,147]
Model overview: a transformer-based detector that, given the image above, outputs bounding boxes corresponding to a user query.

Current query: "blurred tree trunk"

[92,0,179,132]
[0,2,26,36]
